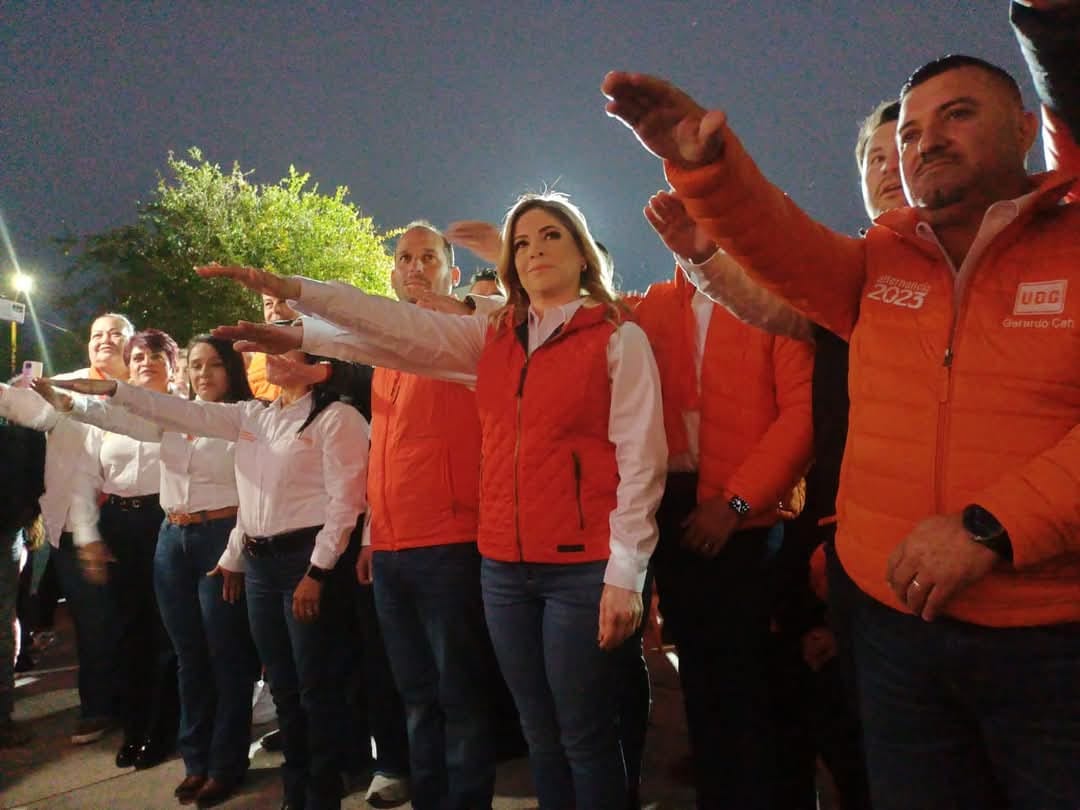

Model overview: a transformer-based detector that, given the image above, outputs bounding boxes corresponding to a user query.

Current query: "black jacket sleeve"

[1012,1,1080,141]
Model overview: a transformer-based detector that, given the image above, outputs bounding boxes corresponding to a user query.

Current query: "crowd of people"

[1,3,1078,809]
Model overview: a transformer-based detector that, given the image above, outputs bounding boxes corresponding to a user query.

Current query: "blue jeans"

[851,585,1080,810]
[482,559,625,810]
[373,543,495,810]
[245,542,347,810]
[154,518,258,781]
[53,534,119,720]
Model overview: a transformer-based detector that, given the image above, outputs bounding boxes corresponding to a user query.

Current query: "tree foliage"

[57,148,394,347]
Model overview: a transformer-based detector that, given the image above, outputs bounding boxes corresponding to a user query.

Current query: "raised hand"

[263,353,330,388]
[30,377,75,412]
[195,263,301,301]
[602,72,728,168]
[48,377,118,397]
[445,220,503,264]
[644,190,718,263]
[211,321,303,355]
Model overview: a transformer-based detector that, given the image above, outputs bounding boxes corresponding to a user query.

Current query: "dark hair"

[124,328,179,369]
[399,220,455,268]
[470,267,499,284]
[186,335,253,403]
[901,54,1021,102]
[855,99,901,172]
[295,354,357,436]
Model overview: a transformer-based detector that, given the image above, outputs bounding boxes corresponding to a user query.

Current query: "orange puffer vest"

[367,368,481,550]
[475,304,618,564]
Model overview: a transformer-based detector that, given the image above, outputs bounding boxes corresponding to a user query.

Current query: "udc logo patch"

[1013,280,1067,316]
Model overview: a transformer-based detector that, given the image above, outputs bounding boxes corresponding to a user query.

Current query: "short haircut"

[470,268,498,284]
[855,99,901,172]
[93,312,135,338]
[398,220,455,268]
[124,328,179,369]
[901,54,1022,103]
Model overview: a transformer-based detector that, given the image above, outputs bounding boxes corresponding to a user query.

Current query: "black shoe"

[133,738,171,770]
[194,776,237,808]
[115,741,140,768]
[175,774,206,804]
[261,729,284,751]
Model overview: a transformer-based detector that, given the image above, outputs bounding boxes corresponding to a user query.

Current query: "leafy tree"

[56,148,395,348]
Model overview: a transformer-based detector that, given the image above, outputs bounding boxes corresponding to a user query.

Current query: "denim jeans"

[53,533,119,720]
[245,541,347,810]
[0,530,20,719]
[154,517,258,781]
[482,558,625,810]
[373,542,495,810]
[851,585,1080,810]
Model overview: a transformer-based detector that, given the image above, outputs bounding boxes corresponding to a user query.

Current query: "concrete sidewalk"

[1,608,695,809]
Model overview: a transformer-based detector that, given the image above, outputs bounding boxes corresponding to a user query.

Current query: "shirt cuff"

[603,545,649,592]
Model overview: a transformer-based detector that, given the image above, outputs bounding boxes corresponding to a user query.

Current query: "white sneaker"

[365,772,410,808]
[251,679,277,725]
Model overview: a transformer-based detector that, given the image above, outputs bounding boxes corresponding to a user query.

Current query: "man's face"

[898,66,1034,221]
[392,227,459,302]
[262,295,299,324]
[860,121,903,219]
[87,316,129,372]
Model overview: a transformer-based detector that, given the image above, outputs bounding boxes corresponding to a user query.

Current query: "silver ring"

[911,577,922,590]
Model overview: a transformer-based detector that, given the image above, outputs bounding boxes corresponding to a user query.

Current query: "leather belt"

[166,506,239,527]
[243,525,322,558]
[104,494,160,511]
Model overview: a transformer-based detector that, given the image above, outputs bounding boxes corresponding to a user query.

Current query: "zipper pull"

[943,347,953,368]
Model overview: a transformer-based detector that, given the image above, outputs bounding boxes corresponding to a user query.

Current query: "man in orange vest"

[605,50,1080,809]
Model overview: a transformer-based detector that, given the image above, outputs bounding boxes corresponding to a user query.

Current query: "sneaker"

[365,773,410,808]
[71,716,112,745]
[0,717,32,748]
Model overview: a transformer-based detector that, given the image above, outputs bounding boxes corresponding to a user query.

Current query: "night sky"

[2,2,1038,352]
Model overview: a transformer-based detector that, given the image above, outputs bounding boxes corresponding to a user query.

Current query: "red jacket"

[634,269,814,526]
[367,368,481,550]
[475,305,618,564]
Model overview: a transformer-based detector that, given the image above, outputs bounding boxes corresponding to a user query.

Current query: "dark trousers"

[154,517,258,781]
[652,472,777,810]
[100,499,179,747]
[614,571,653,809]
[53,534,119,720]
[851,584,1080,810]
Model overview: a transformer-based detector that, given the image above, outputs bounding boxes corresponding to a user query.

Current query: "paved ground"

[1,608,696,809]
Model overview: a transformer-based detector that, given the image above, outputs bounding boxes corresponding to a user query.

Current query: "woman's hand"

[195,263,302,301]
[445,220,503,263]
[206,565,245,603]
[78,541,115,585]
[598,583,644,650]
[48,377,118,397]
[356,546,374,585]
[30,377,75,412]
[211,321,304,355]
[292,574,323,622]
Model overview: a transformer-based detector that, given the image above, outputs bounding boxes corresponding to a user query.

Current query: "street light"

[12,272,33,295]
[9,271,33,375]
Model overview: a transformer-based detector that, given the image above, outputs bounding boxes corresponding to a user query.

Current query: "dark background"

[1,2,1041,370]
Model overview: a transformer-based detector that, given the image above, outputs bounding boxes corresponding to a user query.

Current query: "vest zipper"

[571,451,585,530]
[513,359,530,561]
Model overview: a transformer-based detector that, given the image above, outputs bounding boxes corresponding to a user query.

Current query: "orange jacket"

[475,305,618,564]
[633,269,814,527]
[367,368,481,551]
[667,125,1080,628]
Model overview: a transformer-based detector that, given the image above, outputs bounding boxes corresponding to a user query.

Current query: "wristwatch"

[962,504,1013,563]
[306,564,331,582]
[727,494,751,518]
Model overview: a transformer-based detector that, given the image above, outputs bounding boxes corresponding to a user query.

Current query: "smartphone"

[21,360,43,380]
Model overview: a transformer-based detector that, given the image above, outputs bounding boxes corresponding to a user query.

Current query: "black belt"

[243,525,322,558]
[104,494,160,511]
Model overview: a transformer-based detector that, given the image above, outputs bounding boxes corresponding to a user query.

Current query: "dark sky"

[1,2,1038,342]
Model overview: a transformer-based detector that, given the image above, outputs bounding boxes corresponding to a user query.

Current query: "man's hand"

[78,541,114,585]
[644,191,718,263]
[414,291,473,315]
[30,377,75,412]
[49,378,118,397]
[211,322,304,355]
[195,264,302,301]
[801,626,838,672]
[292,574,322,622]
[681,495,741,557]
[356,546,374,585]
[602,72,728,169]
[886,513,1001,622]
[598,583,644,650]
[445,220,503,263]
[262,354,329,388]
[207,564,245,604]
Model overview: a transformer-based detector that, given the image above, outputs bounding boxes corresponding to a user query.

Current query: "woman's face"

[188,342,229,402]
[511,207,586,304]
[129,346,172,393]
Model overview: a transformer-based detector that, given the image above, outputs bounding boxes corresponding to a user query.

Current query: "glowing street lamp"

[12,272,33,295]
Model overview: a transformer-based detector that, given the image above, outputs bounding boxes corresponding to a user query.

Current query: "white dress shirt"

[292,276,667,592]
[111,383,369,572]
[0,378,101,548]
